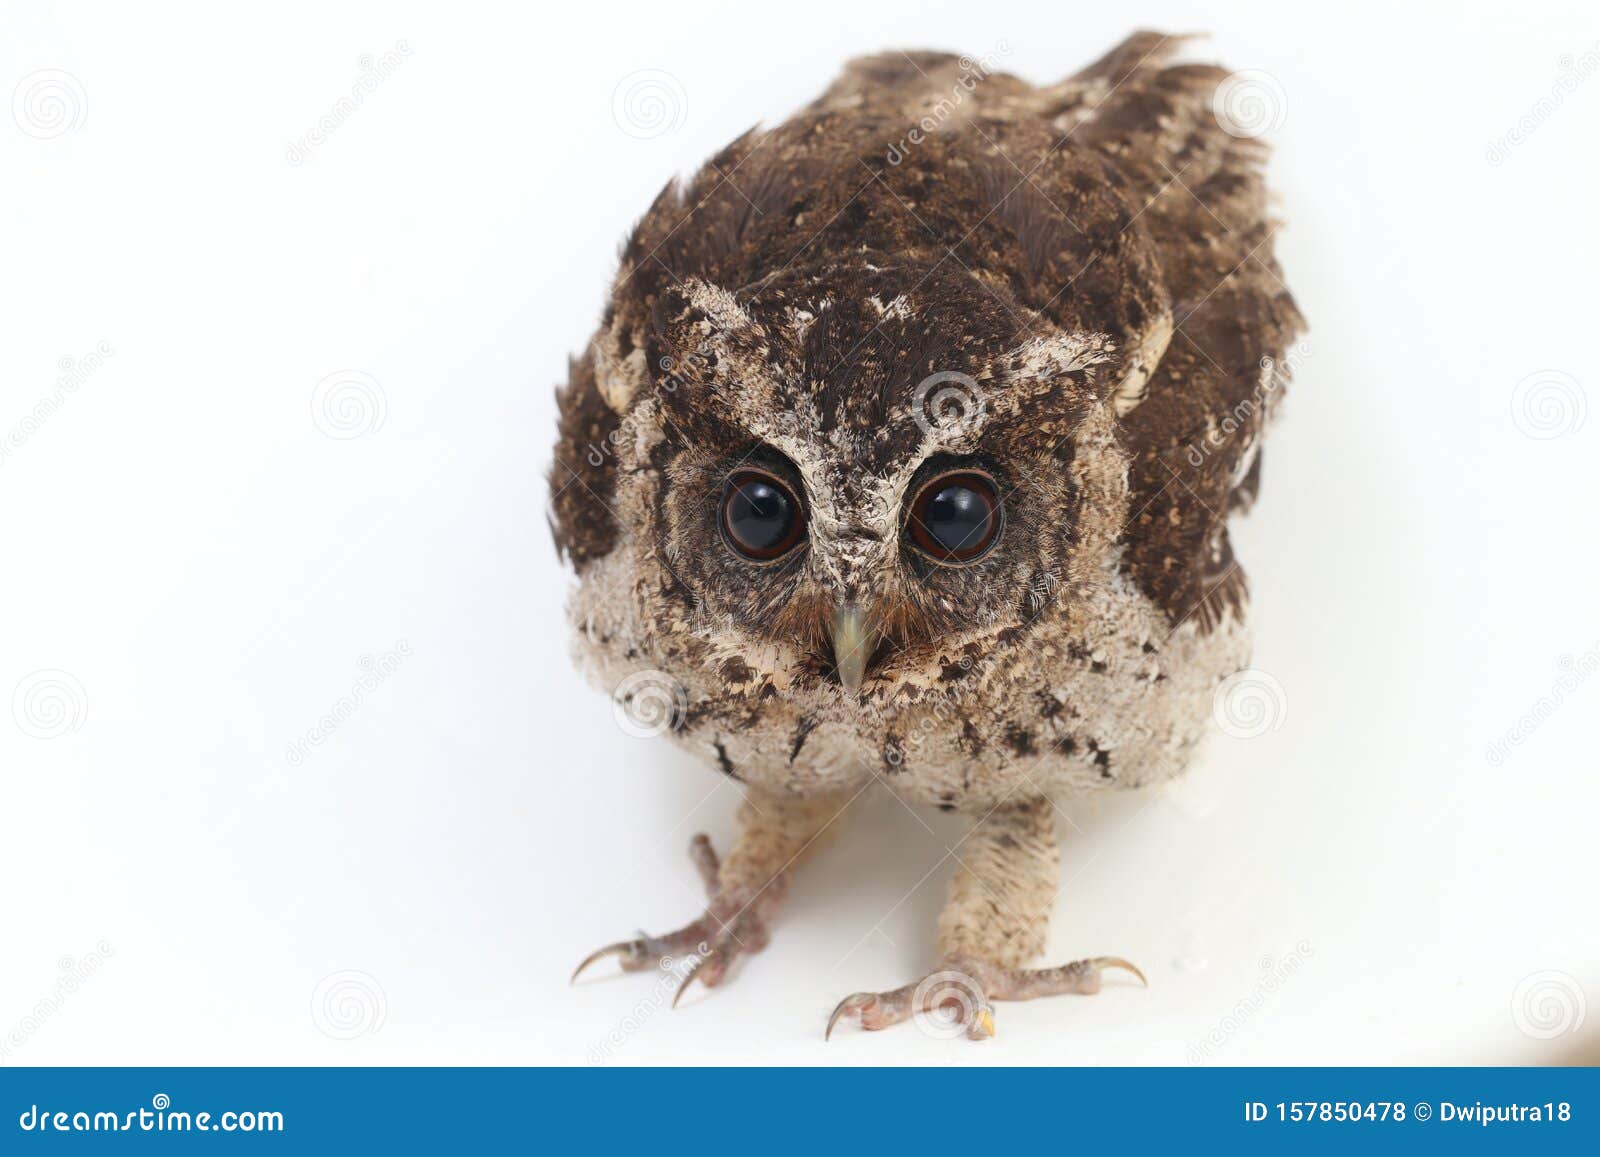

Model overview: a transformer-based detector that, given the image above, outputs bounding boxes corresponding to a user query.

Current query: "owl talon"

[671,949,719,1008]
[825,993,880,1040]
[570,939,649,983]
[825,953,1144,1041]
[1092,956,1148,987]
[573,833,785,1001]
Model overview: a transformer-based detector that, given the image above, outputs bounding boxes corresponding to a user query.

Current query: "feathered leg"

[828,797,1144,1041]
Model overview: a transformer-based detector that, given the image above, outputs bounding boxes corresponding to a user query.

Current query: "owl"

[554,32,1303,1039]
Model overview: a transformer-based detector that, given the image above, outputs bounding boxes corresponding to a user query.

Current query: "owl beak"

[830,604,877,697]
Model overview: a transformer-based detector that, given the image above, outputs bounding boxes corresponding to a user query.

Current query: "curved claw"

[570,939,643,984]
[671,947,725,1009]
[825,993,873,1041]
[1092,956,1148,987]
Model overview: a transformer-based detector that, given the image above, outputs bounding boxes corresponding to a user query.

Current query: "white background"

[3,0,1597,1066]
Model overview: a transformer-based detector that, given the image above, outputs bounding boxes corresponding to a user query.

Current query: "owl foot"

[570,834,784,1006]
[825,953,1146,1041]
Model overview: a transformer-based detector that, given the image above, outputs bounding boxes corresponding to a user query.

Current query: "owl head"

[554,118,1173,709]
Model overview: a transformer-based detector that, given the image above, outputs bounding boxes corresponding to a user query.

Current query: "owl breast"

[571,542,1249,813]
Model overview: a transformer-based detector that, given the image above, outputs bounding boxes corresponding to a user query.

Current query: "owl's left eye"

[719,469,806,562]
[904,470,1003,565]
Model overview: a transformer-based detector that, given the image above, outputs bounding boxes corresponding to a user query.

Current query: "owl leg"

[827,797,1145,1040]
[937,795,1060,968]
[571,790,849,1004]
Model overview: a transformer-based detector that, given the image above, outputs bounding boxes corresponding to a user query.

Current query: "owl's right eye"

[719,469,806,562]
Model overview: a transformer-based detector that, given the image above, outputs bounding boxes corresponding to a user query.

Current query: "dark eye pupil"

[923,486,992,552]
[722,472,802,560]
[728,481,791,548]
[908,472,1000,563]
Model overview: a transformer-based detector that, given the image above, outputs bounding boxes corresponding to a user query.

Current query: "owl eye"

[719,469,806,562]
[905,470,1002,564]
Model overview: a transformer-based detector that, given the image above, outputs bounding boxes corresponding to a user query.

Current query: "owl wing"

[549,351,621,573]
[1047,32,1307,626]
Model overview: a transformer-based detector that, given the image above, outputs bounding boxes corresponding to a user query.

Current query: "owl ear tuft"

[649,278,759,358]
[996,330,1118,411]
[592,278,759,418]
[590,324,648,416]
[1004,312,1173,420]
[646,278,761,387]
[639,278,777,446]
[1105,305,1173,417]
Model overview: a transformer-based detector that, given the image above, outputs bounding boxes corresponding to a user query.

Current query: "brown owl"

[554,32,1304,1040]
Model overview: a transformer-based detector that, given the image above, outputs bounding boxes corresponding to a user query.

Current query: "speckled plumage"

[557,33,1304,1037]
